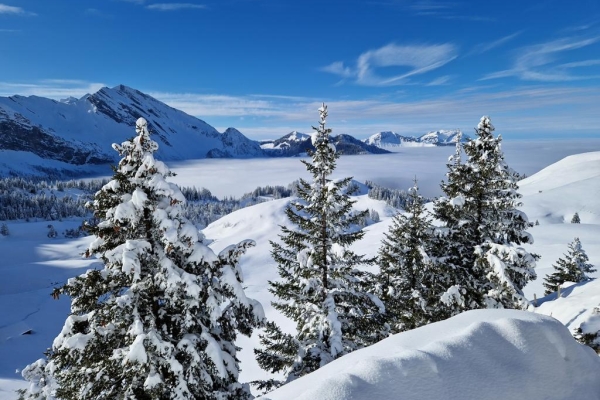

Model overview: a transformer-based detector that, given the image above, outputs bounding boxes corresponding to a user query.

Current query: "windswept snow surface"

[261,310,600,400]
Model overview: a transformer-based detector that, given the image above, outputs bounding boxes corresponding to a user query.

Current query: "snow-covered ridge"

[260,131,389,156]
[0,85,265,176]
[364,129,470,149]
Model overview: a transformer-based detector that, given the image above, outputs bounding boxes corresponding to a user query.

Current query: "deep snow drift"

[261,310,600,400]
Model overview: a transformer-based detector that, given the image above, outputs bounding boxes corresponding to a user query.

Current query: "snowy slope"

[518,151,600,299]
[511,151,600,336]
[261,310,600,400]
[0,85,264,176]
[519,151,600,225]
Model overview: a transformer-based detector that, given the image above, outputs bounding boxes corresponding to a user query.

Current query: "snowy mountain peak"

[364,129,471,150]
[286,131,310,142]
[0,85,265,176]
[364,131,419,147]
[419,129,467,145]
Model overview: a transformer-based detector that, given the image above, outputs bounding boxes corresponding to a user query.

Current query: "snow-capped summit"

[364,129,470,150]
[286,131,310,142]
[419,129,468,145]
[0,85,264,176]
[261,131,389,156]
[259,131,311,150]
[364,131,419,147]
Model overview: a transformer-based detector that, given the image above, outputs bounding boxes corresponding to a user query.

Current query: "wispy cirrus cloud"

[469,31,522,55]
[482,36,600,82]
[321,43,458,86]
[399,0,493,22]
[0,3,36,16]
[426,75,453,86]
[147,3,206,11]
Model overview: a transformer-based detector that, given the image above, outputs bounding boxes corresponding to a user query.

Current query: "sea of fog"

[168,139,600,199]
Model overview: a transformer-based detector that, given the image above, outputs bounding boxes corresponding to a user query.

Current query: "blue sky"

[1,0,600,140]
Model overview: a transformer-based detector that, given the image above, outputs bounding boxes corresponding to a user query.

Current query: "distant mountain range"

[260,131,390,156]
[0,85,470,177]
[364,130,470,149]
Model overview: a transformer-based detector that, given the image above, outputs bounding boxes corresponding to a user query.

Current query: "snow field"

[1,148,600,398]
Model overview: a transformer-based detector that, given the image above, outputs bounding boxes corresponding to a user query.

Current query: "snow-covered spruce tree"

[432,116,537,314]
[376,180,444,333]
[571,212,581,223]
[0,222,9,236]
[543,237,596,296]
[575,306,600,354]
[255,104,385,385]
[19,118,264,400]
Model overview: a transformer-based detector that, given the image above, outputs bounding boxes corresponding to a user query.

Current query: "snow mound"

[262,309,600,400]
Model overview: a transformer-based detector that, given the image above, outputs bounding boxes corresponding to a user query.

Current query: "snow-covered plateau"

[1,143,600,399]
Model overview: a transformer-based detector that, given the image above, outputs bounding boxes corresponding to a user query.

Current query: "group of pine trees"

[253,111,542,389]
[18,108,597,399]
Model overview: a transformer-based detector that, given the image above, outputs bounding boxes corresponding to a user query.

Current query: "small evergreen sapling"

[571,212,581,223]
[543,237,596,296]
[19,118,264,400]
[255,104,385,386]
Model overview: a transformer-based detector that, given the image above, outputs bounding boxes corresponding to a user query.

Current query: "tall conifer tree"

[432,116,537,314]
[19,118,264,400]
[255,104,384,385]
[376,180,443,333]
